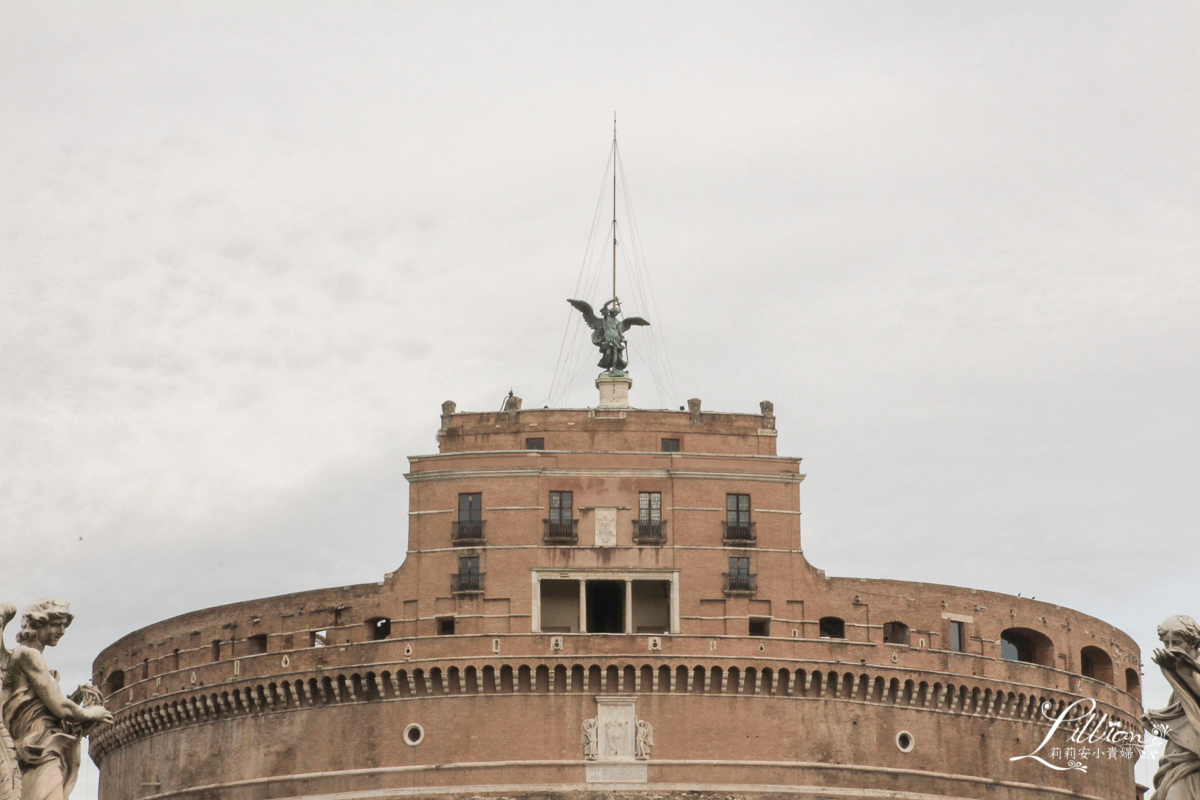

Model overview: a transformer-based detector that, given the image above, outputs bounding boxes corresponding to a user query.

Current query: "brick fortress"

[91,374,1145,800]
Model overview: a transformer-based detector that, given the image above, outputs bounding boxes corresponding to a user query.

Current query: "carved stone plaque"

[594,696,635,759]
[594,507,617,547]
[586,763,648,783]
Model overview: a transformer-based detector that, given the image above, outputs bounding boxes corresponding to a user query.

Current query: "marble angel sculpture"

[1144,615,1200,800]
[1,600,112,800]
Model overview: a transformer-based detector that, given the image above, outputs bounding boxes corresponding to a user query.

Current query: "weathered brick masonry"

[91,398,1143,800]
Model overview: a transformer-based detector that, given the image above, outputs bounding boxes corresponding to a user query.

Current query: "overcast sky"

[2,3,1197,794]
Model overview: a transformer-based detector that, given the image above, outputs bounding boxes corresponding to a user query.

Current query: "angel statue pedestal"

[596,371,632,409]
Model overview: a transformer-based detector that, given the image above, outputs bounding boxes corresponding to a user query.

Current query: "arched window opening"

[102,670,125,696]
[819,617,845,639]
[1080,646,1114,684]
[1000,627,1055,667]
[1125,668,1141,700]
[883,622,909,645]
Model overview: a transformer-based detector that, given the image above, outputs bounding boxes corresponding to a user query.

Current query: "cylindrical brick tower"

[91,385,1144,800]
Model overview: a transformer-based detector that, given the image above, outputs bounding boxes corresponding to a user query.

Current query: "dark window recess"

[102,669,125,695]
[310,629,329,647]
[453,555,484,593]
[749,617,770,637]
[246,634,268,655]
[211,640,221,662]
[1125,668,1141,699]
[661,438,680,452]
[724,494,755,543]
[819,617,845,639]
[171,649,181,671]
[545,491,577,542]
[526,438,545,450]
[366,617,391,640]
[950,620,966,653]
[586,580,625,633]
[141,659,149,680]
[1080,646,1113,684]
[999,627,1055,665]
[883,621,909,645]
[437,617,456,636]
[454,493,485,543]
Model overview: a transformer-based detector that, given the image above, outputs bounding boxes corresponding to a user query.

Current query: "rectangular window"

[437,617,456,636]
[458,555,480,577]
[549,491,573,524]
[661,438,680,452]
[726,494,751,526]
[749,617,770,637]
[729,556,750,578]
[526,438,544,450]
[638,492,662,523]
[950,620,966,653]
[458,492,482,522]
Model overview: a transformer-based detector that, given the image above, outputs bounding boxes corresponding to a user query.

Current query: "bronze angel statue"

[1,600,112,800]
[567,298,649,374]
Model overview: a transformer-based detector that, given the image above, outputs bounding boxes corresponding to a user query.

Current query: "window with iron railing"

[544,491,577,543]
[724,556,756,593]
[452,555,484,593]
[724,494,755,544]
[453,493,485,544]
[634,491,665,543]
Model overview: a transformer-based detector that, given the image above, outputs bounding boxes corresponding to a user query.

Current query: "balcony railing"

[543,518,578,545]
[723,521,757,545]
[723,572,757,594]
[632,519,666,545]
[451,572,485,594]
[451,520,486,545]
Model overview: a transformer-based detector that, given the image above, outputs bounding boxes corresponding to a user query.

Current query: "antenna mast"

[612,113,617,303]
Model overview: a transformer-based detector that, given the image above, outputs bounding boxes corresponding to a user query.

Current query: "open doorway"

[586,581,625,633]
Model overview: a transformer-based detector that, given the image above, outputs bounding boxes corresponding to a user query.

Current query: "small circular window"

[404,723,424,746]
[896,731,915,753]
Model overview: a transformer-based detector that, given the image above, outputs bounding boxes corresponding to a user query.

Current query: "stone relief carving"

[584,696,654,764]
[1,600,113,800]
[580,718,599,761]
[594,507,617,547]
[1144,615,1200,800]
[634,719,654,760]
[604,719,628,754]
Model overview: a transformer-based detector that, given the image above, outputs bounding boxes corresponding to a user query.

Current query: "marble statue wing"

[621,316,650,331]
[567,299,601,330]
[0,603,19,800]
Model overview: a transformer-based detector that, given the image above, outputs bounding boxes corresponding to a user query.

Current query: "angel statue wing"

[0,603,21,800]
[566,299,601,330]
[621,317,650,331]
